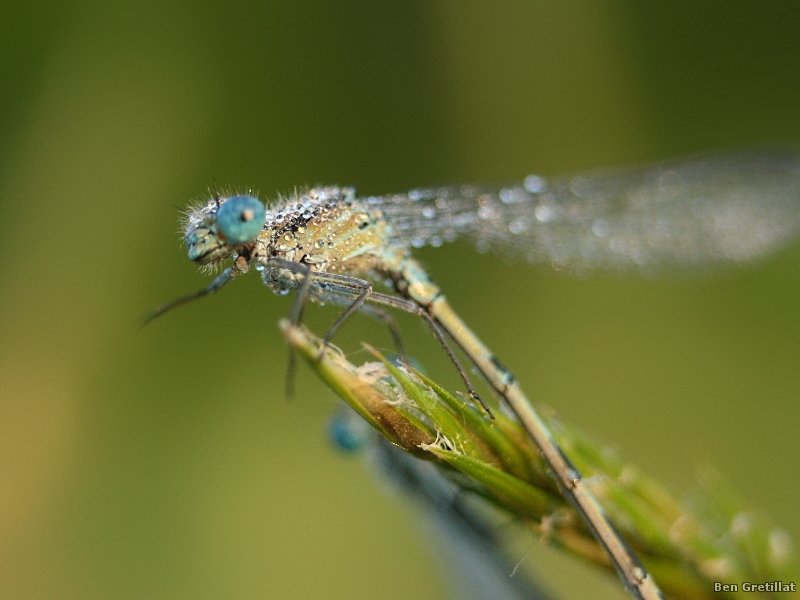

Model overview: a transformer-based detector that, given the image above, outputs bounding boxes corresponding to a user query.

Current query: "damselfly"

[149,148,800,600]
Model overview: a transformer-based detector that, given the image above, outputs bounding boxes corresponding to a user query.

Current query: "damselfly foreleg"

[142,266,239,326]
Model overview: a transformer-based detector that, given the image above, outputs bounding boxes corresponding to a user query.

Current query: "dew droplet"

[509,218,527,234]
[524,174,546,193]
[569,176,590,197]
[591,220,609,237]
[535,205,553,223]
[499,187,531,204]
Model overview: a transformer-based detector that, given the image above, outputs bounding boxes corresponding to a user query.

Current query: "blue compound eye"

[216,195,266,245]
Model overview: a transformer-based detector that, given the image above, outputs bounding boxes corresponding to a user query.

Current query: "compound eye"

[216,195,266,244]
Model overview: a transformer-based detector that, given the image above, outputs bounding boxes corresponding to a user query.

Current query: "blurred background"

[2,2,800,599]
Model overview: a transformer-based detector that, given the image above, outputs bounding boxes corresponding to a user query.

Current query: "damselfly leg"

[271,261,492,416]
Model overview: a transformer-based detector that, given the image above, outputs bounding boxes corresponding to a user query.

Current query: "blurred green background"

[2,2,800,599]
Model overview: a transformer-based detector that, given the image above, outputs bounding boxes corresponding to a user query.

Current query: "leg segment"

[355,290,493,418]
[142,266,237,326]
[279,267,492,417]
[358,304,408,364]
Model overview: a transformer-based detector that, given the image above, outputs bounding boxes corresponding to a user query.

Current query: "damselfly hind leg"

[312,278,411,364]
[321,283,371,353]
[360,290,494,419]
[359,305,408,365]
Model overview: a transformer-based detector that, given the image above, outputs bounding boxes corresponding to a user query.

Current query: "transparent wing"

[372,148,800,272]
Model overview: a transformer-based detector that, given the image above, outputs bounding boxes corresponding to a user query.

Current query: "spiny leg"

[321,287,410,365]
[269,266,490,417]
[142,266,237,326]
[297,271,375,361]
[261,261,400,396]
[417,307,493,418]
[262,261,374,396]
[299,273,413,367]
[264,258,314,398]
[296,270,409,362]
[359,304,408,364]
[265,257,314,325]
[321,286,371,350]
[363,291,493,419]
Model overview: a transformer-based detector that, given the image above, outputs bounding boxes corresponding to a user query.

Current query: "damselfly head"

[184,195,266,265]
